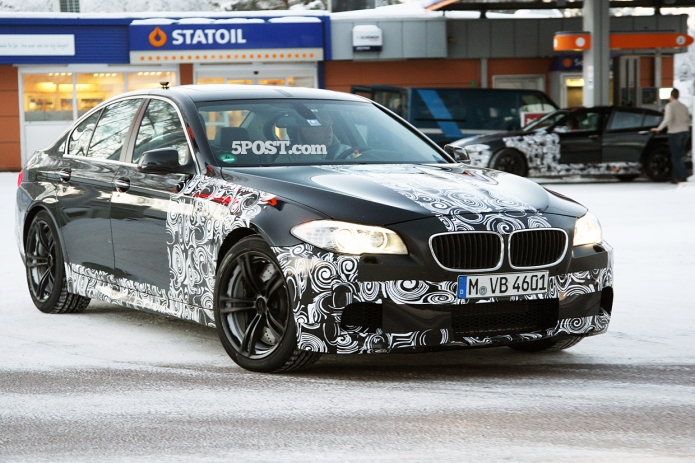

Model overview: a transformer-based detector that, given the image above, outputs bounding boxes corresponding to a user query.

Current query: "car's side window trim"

[123,95,200,175]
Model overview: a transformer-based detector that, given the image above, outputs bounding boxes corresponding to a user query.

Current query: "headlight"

[573,211,602,246]
[291,220,408,255]
[462,143,490,154]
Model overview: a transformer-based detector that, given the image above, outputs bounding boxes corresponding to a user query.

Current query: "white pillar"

[655,51,662,91]
[583,0,610,107]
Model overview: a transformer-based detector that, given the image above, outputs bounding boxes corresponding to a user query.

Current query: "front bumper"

[272,242,614,354]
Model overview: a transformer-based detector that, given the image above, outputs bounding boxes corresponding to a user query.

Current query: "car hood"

[221,164,586,226]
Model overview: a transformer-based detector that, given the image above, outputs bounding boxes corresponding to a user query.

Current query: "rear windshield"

[197,99,449,167]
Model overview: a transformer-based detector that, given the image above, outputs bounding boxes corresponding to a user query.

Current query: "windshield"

[523,110,569,132]
[197,99,449,167]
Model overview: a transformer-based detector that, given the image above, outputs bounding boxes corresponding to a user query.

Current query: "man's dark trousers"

[668,131,689,181]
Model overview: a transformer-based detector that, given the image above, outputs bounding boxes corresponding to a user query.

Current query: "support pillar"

[655,51,662,92]
[583,0,610,107]
[480,58,488,88]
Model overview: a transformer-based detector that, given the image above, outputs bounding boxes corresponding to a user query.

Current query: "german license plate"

[457,271,549,299]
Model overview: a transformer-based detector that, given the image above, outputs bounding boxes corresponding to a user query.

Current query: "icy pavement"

[1,172,694,462]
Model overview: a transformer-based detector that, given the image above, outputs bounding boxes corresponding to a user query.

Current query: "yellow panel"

[23,73,74,121]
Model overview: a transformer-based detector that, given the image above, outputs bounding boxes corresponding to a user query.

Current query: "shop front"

[0,14,329,169]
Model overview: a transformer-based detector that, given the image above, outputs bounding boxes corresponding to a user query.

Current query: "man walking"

[652,88,691,184]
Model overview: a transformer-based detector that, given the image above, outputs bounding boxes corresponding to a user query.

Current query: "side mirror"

[138,148,183,174]
[444,144,470,163]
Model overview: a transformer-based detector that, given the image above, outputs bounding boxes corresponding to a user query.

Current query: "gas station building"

[0,5,690,170]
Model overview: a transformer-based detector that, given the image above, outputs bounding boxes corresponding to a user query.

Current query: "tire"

[489,149,529,177]
[24,211,91,314]
[214,236,321,373]
[643,145,672,182]
[508,336,583,353]
[614,174,640,182]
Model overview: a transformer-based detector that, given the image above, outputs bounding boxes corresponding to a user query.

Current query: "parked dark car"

[351,85,558,146]
[452,106,692,182]
[16,85,613,373]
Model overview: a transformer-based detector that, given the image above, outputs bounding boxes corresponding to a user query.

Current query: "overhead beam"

[428,0,695,11]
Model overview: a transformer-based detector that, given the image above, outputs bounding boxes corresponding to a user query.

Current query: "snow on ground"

[1,173,695,462]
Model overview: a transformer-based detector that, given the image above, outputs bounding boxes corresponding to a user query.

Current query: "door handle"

[588,134,599,139]
[638,130,651,135]
[114,177,130,193]
[59,168,71,182]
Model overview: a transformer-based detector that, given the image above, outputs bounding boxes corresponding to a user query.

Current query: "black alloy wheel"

[643,145,672,182]
[25,211,90,314]
[214,236,321,372]
[489,149,529,177]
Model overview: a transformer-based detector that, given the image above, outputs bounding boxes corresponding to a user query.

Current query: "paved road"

[2,173,694,462]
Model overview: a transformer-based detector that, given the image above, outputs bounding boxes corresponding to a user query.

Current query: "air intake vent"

[430,232,503,271]
[340,302,383,333]
[452,298,559,337]
[509,229,567,268]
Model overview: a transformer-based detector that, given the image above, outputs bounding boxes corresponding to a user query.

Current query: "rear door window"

[68,111,101,157]
[608,111,644,131]
[643,113,664,128]
[87,99,143,161]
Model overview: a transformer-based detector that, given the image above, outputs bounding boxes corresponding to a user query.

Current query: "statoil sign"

[128,19,325,64]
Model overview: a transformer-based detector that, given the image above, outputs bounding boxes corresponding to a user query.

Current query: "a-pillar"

[583,0,610,107]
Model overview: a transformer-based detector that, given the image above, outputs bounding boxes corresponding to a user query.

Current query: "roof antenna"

[160,81,170,90]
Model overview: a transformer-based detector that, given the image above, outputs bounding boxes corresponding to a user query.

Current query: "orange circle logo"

[562,57,573,68]
[149,27,167,48]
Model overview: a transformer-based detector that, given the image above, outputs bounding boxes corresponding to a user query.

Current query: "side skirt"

[64,263,215,327]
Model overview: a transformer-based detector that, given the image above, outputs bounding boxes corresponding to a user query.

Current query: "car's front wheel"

[489,149,529,177]
[214,236,321,372]
[508,335,583,353]
[25,211,90,314]
[643,145,672,182]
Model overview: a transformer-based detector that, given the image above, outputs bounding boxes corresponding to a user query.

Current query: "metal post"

[582,0,610,107]
[481,58,488,88]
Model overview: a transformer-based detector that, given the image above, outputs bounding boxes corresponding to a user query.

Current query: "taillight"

[17,169,23,187]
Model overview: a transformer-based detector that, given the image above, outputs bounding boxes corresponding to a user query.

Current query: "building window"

[76,72,125,116]
[128,71,177,91]
[22,69,178,122]
[23,73,74,122]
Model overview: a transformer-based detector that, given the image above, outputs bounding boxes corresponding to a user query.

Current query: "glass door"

[195,63,317,88]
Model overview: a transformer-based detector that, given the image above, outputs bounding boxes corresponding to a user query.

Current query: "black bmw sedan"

[453,106,689,182]
[16,85,613,372]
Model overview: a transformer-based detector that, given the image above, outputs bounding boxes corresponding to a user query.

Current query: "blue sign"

[457,276,467,299]
[129,22,323,52]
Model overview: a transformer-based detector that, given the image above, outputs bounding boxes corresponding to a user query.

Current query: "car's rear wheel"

[214,236,321,372]
[614,174,640,182]
[489,149,529,177]
[508,335,583,353]
[643,145,672,182]
[25,211,90,314]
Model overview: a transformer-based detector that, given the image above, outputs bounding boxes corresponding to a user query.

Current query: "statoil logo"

[147,26,248,48]
[149,27,168,47]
